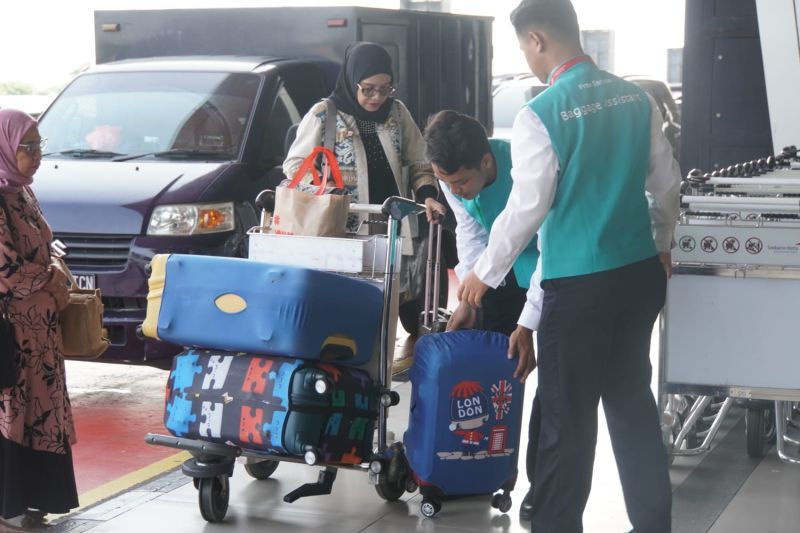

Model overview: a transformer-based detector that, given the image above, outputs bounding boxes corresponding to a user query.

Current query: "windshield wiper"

[112,149,235,162]
[49,149,126,158]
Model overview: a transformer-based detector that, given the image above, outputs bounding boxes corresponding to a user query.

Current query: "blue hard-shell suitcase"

[143,254,383,365]
[403,331,524,514]
[164,349,378,465]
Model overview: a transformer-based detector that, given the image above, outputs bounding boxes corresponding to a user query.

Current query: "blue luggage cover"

[156,254,383,365]
[404,330,524,496]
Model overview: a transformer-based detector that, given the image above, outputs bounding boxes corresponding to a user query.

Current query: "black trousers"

[476,271,542,486]
[531,256,671,533]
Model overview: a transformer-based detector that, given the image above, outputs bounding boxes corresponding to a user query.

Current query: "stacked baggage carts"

[142,196,422,521]
[660,146,800,464]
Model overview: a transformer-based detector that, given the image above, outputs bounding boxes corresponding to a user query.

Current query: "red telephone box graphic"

[488,425,508,454]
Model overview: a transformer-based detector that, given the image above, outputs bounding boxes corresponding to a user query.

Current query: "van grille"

[102,297,147,312]
[53,233,134,273]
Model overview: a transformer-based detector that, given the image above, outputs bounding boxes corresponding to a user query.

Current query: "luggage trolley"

[144,194,423,522]
[660,147,800,463]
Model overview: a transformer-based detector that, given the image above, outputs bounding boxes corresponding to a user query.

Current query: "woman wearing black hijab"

[284,42,447,369]
[285,42,444,220]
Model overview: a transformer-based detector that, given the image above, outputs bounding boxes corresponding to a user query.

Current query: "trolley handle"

[348,203,385,215]
[381,196,425,221]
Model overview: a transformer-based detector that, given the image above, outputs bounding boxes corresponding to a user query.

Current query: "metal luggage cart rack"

[660,146,800,465]
[145,195,425,522]
[247,205,401,280]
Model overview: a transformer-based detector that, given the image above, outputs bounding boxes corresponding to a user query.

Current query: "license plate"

[74,274,96,290]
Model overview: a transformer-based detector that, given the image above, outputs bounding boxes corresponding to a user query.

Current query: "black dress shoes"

[519,489,534,521]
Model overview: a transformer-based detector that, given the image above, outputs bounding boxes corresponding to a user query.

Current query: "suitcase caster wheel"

[404,477,418,493]
[490,493,502,509]
[192,477,200,490]
[380,391,400,407]
[244,459,279,480]
[490,493,512,513]
[198,475,229,523]
[304,449,319,465]
[420,498,440,518]
[494,492,513,513]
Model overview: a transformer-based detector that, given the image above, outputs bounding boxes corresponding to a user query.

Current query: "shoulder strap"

[0,195,14,240]
[323,98,337,152]
[0,195,14,313]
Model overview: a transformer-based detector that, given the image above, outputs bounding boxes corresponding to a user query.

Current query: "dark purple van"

[34,57,335,366]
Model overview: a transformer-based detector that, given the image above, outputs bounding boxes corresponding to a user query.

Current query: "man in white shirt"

[423,110,542,520]
[458,1,681,532]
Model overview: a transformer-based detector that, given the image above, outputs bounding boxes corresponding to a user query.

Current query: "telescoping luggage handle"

[423,215,444,330]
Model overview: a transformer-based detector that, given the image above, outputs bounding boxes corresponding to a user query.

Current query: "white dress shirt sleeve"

[517,265,543,330]
[441,185,489,282]
[644,94,682,252]
[473,107,559,288]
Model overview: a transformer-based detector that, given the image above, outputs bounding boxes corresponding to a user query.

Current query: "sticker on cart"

[678,236,696,252]
[745,238,763,255]
[700,236,718,253]
[723,237,740,253]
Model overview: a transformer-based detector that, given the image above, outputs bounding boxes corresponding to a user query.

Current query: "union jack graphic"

[491,380,513,420]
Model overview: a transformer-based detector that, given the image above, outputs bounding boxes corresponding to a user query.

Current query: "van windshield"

[39,71,261,159]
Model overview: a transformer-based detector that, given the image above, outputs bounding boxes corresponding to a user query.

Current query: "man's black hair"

[510,0,581,44]
[424,110,492,175]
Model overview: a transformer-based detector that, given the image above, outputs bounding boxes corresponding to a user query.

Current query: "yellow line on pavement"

[77,451,191,510]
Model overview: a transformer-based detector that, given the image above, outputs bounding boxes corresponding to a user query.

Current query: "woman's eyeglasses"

[357,84,396,98]
[18,138,48,156]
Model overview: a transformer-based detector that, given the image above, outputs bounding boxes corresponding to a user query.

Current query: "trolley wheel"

[192,477,200,490]
[404,477,418,494]
[244,459,279,480]
[746,405,775,458]
[420,498,441,518]
[198,475,229,523]
[375,476,405,502]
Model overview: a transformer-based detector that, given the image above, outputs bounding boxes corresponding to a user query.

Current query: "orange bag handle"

[288,146,344,196]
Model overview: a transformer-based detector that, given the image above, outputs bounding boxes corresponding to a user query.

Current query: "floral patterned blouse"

[0,186,74,454]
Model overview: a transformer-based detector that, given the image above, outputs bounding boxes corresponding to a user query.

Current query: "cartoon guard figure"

[448,381,490,457]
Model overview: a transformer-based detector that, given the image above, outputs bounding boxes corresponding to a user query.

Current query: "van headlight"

[147,202,235,236]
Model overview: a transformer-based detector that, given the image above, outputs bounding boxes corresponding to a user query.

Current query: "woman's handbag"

[272,145,351,237]
[59,263,109,359]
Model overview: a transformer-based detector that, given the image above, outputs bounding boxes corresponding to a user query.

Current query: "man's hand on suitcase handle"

[424,198,447,224]
[458,272,489,308]
[446,301,477,332]
[509,325,536,383]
